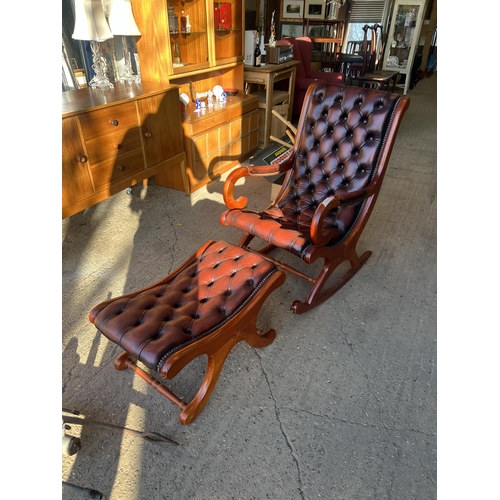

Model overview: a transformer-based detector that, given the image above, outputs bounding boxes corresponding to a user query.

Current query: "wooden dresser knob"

[110,119,119,126]
[77,155,88,163]
[117,165,124,171]
[144,132,152,138]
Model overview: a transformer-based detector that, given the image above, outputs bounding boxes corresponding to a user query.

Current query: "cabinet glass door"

[213,0,243,64]
[168,0,210,76]
[382,0,424,94]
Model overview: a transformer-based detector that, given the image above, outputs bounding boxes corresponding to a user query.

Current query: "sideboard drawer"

[90,148,145,189]
[78,102,139,142]
[84,127,143,165]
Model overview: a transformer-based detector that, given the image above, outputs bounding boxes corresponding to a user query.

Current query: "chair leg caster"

[62,433,81,456]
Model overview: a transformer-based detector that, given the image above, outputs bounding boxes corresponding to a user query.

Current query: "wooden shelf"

[310,37,342,44]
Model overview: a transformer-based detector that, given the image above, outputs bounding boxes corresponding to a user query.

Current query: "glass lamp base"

[89,40,114,90]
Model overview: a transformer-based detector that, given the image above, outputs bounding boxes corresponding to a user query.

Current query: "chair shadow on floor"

[62,178,270,497]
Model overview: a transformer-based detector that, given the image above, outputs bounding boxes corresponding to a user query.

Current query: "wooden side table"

[243,60,300,148]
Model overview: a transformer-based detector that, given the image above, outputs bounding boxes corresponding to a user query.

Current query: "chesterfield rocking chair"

[220,82,410,314]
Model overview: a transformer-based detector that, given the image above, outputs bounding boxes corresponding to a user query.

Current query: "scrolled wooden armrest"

[310,189,370,246]
[223,166,252,209]
[223,160,294,209]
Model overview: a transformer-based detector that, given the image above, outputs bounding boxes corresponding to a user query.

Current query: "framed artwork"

[304,0,325,19]
[308,24,326,37]
[280,22,303,38]
[282,0,304,20]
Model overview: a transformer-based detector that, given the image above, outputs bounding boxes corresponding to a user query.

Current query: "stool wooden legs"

[114,353,187,410]
[180,337,236,425]
[113,270,286,425]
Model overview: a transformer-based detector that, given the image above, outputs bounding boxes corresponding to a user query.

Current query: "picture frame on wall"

[280,22,303,38]
[304,0,326,19]
[282,0,304,20]
[308,24,326,37]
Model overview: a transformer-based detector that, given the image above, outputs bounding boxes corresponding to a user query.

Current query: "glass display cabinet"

[164,0,243,77]
[167,0,210,76]
[214,0,243,65]
[382,0,425,95]
[132,0,244,82]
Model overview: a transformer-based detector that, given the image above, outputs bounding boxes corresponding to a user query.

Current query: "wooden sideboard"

[170,93,259,194]
[62,82,186,219]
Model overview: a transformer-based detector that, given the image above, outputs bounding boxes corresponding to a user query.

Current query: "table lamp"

[108,0,141,84]
[72,0,114,89]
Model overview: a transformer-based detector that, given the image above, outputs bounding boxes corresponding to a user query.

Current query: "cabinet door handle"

[110,119,119,126]
[116,165,125,171]
[144,132,152,138]
[77,155,88,163]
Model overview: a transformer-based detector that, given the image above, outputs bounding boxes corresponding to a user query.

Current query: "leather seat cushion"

[220,209,311,257]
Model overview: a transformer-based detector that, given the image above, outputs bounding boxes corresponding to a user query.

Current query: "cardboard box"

[258,103,289,145]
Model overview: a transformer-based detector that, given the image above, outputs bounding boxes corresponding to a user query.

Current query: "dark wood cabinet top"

[62,81,180,117]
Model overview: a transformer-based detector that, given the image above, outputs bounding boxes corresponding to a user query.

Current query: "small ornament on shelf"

[173,39,181,64]
[326,0,347,20]
[269,11,276,48]
[168,6,178,34]
[180,10,187,33]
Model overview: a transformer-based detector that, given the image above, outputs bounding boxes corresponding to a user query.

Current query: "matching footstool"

[89,240,285,425]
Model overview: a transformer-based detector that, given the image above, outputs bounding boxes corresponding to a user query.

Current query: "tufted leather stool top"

[89,241,278,374]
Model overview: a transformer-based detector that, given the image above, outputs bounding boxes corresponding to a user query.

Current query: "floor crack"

[282,406,436,437]
[255,350,306,500]
[339,312,391,430]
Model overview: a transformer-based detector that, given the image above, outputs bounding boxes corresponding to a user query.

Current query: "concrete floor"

[62,75,437,500]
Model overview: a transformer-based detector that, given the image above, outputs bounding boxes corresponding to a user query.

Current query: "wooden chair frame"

[221,83,410,314]
[349,24,400,91]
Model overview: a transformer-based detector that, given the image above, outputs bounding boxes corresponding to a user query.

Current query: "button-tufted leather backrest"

[276,83,403,245]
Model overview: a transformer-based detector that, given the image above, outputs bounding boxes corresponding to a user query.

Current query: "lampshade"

[108,0,141,36]
[72,0,113,41]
